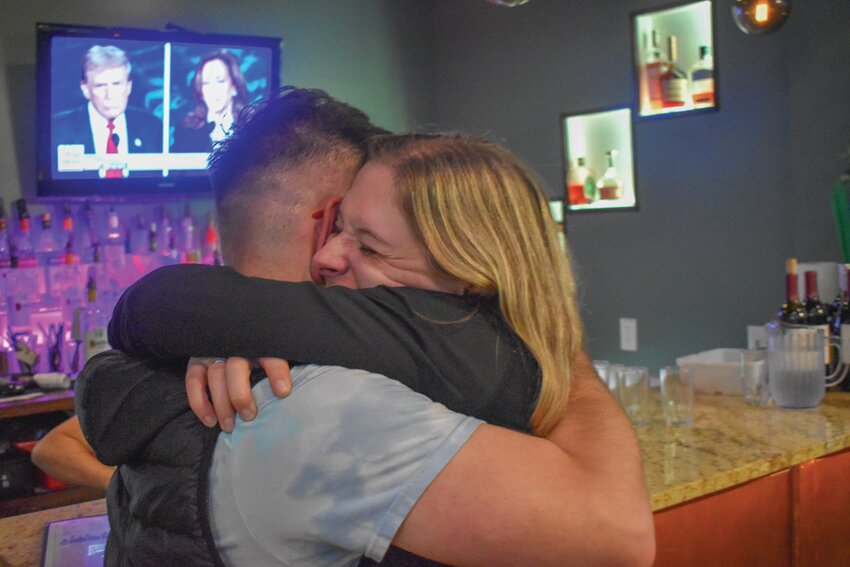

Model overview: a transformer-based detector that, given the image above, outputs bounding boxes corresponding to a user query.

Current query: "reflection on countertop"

[638,391,850,510]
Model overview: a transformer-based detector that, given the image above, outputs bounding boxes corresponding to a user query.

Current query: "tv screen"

[36,23,281,198]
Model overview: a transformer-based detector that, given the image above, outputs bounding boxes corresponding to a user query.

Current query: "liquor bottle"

[643,30,666,112]
[13,199,35,267]
[79,201,98,263]
[0,199,11,268]
[660,35,688,108]
[596,151,623,200]
[82,273,110,363]
[202,215,220,265]
[690,45,715,107]
[61,203,79,264]
[35,213,60,263]
[102,207,126,291]
[566,158,590,205]
[180,204,198,263]
[777,258,806,324]
[148,221,158,254]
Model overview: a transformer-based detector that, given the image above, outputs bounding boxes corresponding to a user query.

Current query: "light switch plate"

[620,318,638,352]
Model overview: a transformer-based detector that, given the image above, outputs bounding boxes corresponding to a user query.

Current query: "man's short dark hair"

[209,86,388,203]
[208,86,389,264]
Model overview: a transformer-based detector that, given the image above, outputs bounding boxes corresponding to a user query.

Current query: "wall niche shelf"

[632,0,717,119]
[561,106,637,212]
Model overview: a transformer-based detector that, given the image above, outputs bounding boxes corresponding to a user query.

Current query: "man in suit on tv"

[53,45,162,177]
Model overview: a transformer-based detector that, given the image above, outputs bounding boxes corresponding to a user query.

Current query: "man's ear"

[313,198,341,251]
[309,198,341,285]
[80,81,91,101]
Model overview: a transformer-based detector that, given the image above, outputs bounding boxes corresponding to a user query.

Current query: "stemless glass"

[660,365,694,427]
[616,366,649,427]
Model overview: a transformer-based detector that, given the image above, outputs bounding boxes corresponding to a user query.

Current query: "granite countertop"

[638,391,850,511]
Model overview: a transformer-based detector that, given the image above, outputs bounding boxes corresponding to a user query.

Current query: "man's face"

[80,65,132,120]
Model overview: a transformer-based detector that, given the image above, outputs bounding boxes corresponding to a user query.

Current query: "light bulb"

[732,0,791,34]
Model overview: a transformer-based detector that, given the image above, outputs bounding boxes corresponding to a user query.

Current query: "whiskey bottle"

[660,35,688,108]
[643,30,665,112]
[690,45,715,107]
[596,151,623,200]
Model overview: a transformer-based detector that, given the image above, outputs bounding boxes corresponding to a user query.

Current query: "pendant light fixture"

[732,0,791,34]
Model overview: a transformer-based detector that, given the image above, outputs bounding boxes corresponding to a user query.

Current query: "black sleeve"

[108,264,513,416]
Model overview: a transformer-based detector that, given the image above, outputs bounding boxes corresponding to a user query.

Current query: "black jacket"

[79,265,540,565]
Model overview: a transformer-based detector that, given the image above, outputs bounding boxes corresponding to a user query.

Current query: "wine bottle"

[596,151,623,200]
[803,270,832,367]
[777,258,806,324]
[690,45,715,107]
[643,30,665,111]
[660,35,688,108]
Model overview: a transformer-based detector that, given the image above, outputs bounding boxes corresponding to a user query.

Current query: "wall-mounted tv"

[36,22,281,199]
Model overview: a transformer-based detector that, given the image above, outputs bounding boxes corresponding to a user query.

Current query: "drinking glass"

[740,349,769,406]
[592,360,609,386]
[616,366,649,427]
[660,365,693,427]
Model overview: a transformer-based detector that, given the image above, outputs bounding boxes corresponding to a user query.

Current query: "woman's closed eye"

[359,243,378,257]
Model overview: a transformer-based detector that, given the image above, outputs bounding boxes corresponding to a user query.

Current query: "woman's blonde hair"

[367,134,584,436]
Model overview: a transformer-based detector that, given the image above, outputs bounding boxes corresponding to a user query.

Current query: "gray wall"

[432,0,850,371]
[1,0,848,371]
[0,0,436,202]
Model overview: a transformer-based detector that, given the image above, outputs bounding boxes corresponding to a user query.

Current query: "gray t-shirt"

[208,364,483,567]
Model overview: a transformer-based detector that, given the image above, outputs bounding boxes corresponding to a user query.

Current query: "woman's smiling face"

[311,161,460,293]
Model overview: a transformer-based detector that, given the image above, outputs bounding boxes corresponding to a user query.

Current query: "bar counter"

[2,392,849,566]
[640,391,850,511]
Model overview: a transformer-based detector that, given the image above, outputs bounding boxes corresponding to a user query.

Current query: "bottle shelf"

[632,0,717,119]
[561,106,637,212]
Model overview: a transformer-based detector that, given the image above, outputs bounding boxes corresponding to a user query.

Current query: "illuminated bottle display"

[690,45,715,107]
[597,151,623,200]
[660,35,688,108]
[643,30,665,112]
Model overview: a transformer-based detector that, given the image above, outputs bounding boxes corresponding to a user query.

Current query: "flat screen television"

[36,22,281,198]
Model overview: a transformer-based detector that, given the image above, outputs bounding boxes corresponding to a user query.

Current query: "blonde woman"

[95,131,652,565]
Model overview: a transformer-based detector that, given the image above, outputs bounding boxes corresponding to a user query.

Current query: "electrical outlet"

[620,318,638,352]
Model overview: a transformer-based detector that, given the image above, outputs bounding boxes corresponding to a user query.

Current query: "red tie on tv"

[105,119,122,178]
